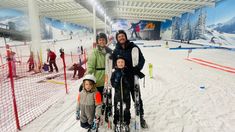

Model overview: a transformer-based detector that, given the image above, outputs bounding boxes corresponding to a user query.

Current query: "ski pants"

[113,99,131,125]
[130,77,144,116]
[28,63,34,71]
[130,88,144,115]
[49,60,58,72]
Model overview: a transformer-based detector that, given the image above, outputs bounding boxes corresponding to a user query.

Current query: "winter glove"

[95,116,100,123]
[91,117,100,130]
[105,46,113,54]
[79,83,83,92]
[76,112,80,120]
[133,66,145,79]
[136,71,145,79]
[133,66,140,74]
[108,53,113,60]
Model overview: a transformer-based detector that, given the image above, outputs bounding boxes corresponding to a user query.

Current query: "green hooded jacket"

[87,47,106,87]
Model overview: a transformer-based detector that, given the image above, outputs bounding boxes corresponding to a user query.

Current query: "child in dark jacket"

[111,56,131,132]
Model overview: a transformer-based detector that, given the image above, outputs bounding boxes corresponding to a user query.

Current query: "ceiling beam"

[108,10,180,17]
[113,14,172,20]
[106,5,194,13]
[44,15,93,21]
[71,21,105,27]
[40,7,85,13]
[113,16,166,22]
[63,17,96,21]
[37,0,75,6]
[42,12,91,18]
[105,0,215,6]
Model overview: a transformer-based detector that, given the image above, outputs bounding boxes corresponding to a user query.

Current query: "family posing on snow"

[76,30,147,132]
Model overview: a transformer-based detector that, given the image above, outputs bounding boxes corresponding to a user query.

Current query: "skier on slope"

[112,30,148,128]
[111,56,131,132]
[76,74,102,131]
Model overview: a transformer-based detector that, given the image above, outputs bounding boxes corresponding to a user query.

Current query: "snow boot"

[140,116,148,128]
[114,124,119,132]
[123,124,130,132]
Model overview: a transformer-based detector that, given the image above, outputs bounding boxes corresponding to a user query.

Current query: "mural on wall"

[171,8,207,42]
[0,8,91,42]
[160,20,172,40]
[112,19,161,40]
[0,9,28,31]
[161,0,235,45]
[42,17,92,40]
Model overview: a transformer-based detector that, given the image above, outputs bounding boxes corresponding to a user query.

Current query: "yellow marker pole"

[148,63,153,78]
[165,41,169,48]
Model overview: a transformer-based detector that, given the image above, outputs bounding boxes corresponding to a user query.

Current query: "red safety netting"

[0,48,87,132]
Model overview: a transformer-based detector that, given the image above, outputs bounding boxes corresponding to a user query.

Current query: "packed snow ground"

[21,40,235,132]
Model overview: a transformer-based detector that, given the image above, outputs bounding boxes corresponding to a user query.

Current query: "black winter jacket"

[111,68,131,102]
[113,40,145,78]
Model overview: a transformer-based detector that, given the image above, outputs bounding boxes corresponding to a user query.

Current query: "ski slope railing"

[0,51,87,131]
[186,57,235,74]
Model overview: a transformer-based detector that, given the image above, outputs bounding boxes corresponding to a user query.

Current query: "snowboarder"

[112,30,148,128]
[128,21,142,39]
[76,74,102,131]
[111,56,131,132]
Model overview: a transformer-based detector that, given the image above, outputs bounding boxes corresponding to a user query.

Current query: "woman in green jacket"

[87,33,112,96]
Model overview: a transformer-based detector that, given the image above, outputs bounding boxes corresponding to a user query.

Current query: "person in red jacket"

[47,49,58,72]
[27,51,34,72]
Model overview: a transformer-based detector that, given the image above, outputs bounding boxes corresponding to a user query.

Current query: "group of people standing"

[76,30,147,131]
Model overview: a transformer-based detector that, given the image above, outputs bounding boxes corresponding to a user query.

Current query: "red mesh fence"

[0,48,87,132]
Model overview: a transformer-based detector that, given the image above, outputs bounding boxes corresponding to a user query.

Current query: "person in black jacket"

[111,56,131,132]
[112,30,148,128]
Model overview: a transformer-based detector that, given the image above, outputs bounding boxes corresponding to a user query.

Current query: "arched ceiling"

[0,0,222,29]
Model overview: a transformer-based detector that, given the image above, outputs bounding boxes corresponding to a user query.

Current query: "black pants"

[80,122,92,129]
[49,60,58,72]
[130,87,144,116]
[130,76,144,116]
[28,63,34,71]
[113,99,131,125]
